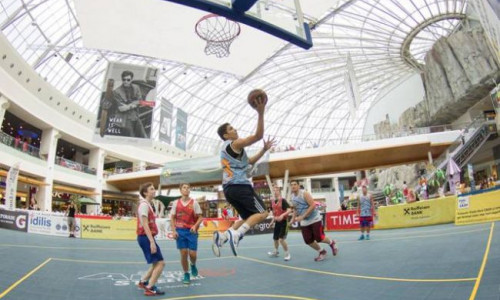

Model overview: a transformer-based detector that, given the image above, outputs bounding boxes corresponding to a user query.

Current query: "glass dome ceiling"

[0,0,468,154]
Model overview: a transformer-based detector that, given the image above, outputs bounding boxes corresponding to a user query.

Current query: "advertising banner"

[161,153,270,186]
[455,190,500,225]
[0,208,28,232]
[376,196,456,229]
[159,99,174,144]
[81,219,136,240]
[325,210,362,230]
[27,211,81,238]
[5,162,20,211]
[175,108,187,150]
[94,62,157,145]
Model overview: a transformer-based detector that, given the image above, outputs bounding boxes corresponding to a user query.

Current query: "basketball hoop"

[195,14,241,58]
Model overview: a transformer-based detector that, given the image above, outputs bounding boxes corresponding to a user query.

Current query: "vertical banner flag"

[5,162,21,211]
[94,62,157,145]
[175,108,188,151]
[159,99,174,144]
[344,52,361,119]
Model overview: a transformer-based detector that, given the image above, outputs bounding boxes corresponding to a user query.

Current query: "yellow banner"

[81,219,137,240]
[376,196,456,229]
[455,190,500,225]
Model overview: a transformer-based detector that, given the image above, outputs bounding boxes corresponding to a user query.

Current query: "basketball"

[247,89,268,108]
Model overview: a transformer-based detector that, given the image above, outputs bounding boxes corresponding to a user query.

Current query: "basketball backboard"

[167,0,312,49]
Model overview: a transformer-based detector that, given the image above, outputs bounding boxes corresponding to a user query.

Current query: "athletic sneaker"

[228,230,241,256]
[183,273,190,285]
[329,240,338,256]
[366,235,370,240]
[284,253,291,261]
[137,280,148,290]
[191,264,198,277]
[358,234,365,241]
[144,286,165,296]
[314,249,327,262]
[268,251,279,257]
[212,231,222,257]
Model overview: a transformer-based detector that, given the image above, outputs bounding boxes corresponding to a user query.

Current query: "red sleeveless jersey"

[271,198,285,217]
[174,198,197,229]
[136,200,158,236]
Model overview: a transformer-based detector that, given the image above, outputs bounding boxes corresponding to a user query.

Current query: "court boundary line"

[237,256,477,283]
[0,258,52,299]
[468,222,495,300]
[160,294,318,300]
[0,226,488,252]
[50,256,232,264]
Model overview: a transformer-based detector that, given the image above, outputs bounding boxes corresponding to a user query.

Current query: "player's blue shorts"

[137,235,163,264]
[176,228,198,251]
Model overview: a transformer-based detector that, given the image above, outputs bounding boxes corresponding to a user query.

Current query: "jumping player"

[268,184,291,261]
[357,185,375,240]
[290,180,338,261]
[170,183,203,285]
[212,91,276,257]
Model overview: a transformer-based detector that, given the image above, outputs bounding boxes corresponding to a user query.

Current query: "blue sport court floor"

[0,222,499,300]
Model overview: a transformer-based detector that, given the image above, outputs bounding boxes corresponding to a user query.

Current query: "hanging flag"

[344,52,361,119]
[175,108,188,151]
[5,162,21,211]
[159,99,174,144]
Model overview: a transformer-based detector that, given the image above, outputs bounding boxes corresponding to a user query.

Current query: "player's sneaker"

[144,286,165,296]
[267,251,279,257]
[314,249,327,262]
[329,240,338,256]
[137,280,148,290]
[358,234,365,241]
[366,234,370,240]
[212,231,222,257]
[183,273,190,285]
[284,253,291,261]
[191,264,198,277]
[228,230,241,256]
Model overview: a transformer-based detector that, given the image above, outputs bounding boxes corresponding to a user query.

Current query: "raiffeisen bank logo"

[16,215,27,229]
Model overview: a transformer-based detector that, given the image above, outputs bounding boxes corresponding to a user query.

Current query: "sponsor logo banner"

[5,162,20,211]
[376,196,456,229]
[0,208,28,232]
[455,190,500,225]
[325,210,361,230]
[81,219,136,240]
[27,211,81,238]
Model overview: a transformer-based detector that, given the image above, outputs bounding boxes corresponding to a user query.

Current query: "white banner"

[5,162,21,211]
[344,52,361,119]
[155,218,174,241]
[27,211,81,238]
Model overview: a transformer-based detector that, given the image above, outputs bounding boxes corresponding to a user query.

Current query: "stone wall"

[376,23,500,135]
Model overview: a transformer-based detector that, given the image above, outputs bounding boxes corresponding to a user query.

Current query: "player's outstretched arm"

[232,98,266,151]
[249,136,276,165]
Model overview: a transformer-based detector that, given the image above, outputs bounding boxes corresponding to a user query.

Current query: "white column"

[326,176,340,212]
[428,151,433,165]
[305,177,312,192]
[0,95,9,125]
[38,128,60,212]
[89,148,106,214]
[133,160,147,171]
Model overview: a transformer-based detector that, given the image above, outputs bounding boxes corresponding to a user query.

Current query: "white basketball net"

[196,14,241,58]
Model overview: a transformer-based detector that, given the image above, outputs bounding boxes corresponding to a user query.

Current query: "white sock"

[235,223,251,236]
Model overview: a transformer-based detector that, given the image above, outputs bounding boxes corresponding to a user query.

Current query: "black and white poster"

[94,62,158,145]
[159,99,173,144]
[175,108,187,151]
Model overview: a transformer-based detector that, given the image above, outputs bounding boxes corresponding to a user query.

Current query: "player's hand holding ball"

[247,89,268,114]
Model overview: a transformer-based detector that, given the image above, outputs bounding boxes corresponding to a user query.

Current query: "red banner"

[325,210,360,230]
